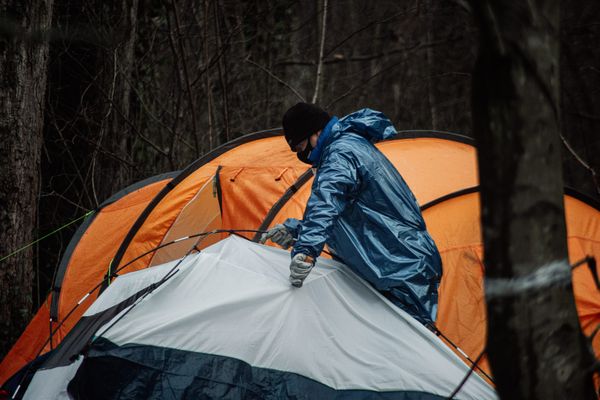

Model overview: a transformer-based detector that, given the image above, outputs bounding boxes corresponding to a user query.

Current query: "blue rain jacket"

[284,109,442,325]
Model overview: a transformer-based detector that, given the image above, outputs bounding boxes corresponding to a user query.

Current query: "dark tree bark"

[472,1,595,398]
[0,0,53,359]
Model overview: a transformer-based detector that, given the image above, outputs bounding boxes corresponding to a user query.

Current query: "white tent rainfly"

[18,236,497,400]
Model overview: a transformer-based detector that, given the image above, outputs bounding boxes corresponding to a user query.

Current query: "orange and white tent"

[1,130,599,388]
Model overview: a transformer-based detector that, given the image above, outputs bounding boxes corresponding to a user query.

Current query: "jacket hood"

[335,108,397,142]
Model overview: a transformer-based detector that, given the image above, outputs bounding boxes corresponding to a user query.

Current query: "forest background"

[1,0,599,396]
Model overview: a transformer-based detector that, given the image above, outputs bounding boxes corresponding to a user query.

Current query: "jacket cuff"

[282,218,301,238]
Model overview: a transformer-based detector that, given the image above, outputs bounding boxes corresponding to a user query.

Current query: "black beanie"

[282,103,330,150]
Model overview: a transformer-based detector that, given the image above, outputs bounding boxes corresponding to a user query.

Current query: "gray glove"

[260,224,295,249]
[289,253,315,288]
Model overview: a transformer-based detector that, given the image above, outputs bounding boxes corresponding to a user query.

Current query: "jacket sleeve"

[282,218,301,238]
[292,151,360,259]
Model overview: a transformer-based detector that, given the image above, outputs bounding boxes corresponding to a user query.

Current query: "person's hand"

[289,254,315,287]
[260,224,294,249]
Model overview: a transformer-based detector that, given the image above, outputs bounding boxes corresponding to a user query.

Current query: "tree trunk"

[0,0,53,359]
[472,1,595,398]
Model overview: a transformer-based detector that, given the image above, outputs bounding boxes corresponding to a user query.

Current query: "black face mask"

[296,141,313,165]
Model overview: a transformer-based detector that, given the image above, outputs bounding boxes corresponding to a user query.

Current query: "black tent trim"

[565,186,600,212]
[420,187,480,212]
[419,185,600,213]
[394,130,474,145]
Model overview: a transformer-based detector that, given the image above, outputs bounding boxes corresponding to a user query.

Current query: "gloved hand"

[260,224,294,249]
[289,254,315,288]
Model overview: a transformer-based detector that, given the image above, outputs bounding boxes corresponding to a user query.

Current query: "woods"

[1,0,600,398]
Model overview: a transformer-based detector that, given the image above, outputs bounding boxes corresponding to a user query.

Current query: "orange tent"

[2,130,599,386]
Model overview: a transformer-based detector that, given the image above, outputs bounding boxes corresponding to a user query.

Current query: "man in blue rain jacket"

[261,103,442,325]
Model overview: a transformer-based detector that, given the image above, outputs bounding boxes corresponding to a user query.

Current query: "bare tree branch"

[311,0,328,104]
[560,133,600,195]
[245,57,306,102]
[47,113,96,207]
[325,60,405,108]
[277,40,458,66]
[202,0,215,151]
[75,135,140,169]
[42,190,92,212]
[214,1,231,143]
[171,0,200,157]
[164,3,200,158]
[90,49,119,207]
[323,8,414,59]
[566,110,600,121]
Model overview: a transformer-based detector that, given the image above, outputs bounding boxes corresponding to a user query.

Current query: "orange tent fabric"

[430,193,600,376]
[109,137,308,274]
[2,131,599,388]
[0,177,173,384]
[0,296,52,386]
